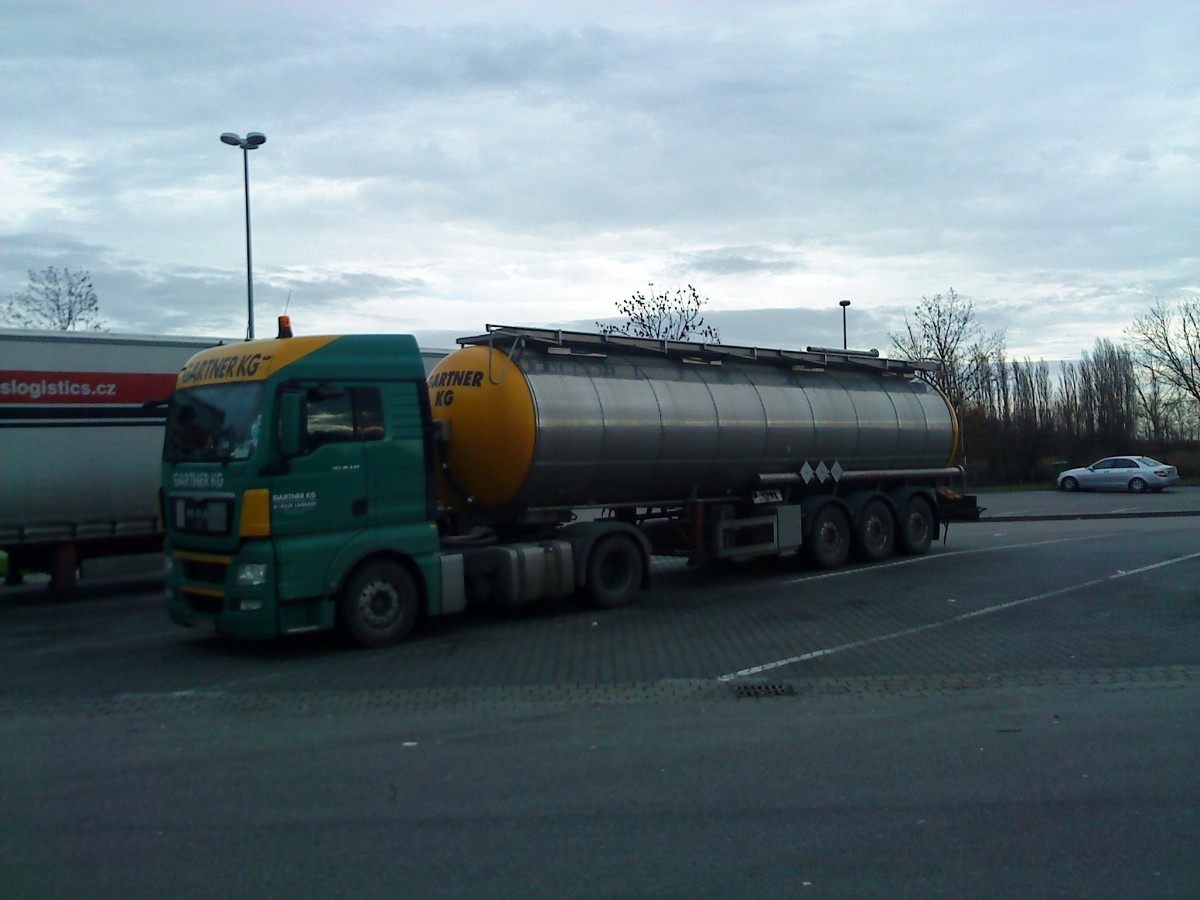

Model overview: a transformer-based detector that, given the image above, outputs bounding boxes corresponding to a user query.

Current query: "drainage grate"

[734,683,797,699]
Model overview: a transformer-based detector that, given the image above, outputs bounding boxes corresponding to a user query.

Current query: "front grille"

[183,589,225,616]
[182,558,228,585]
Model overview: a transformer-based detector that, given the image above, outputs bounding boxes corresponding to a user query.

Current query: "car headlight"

[236,563,268,586]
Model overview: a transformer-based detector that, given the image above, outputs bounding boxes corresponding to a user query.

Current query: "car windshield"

[165,383,265,463]
[1137,457,1165,467]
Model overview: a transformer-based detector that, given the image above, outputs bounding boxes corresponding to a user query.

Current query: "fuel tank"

[427,329,958,512]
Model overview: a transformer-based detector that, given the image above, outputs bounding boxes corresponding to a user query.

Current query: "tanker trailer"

[161,321,979,647]
[427,326,974,613]
[1,328,224,592]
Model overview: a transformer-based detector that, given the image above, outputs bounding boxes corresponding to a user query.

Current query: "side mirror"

[277,391,304,458]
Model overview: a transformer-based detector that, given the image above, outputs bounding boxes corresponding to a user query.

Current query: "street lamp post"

[220,131,266,340]
[839,300,851,350]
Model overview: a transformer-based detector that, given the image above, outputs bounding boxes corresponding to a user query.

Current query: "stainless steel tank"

[428,330,958,512]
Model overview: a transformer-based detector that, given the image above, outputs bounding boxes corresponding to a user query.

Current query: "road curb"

[971,509,1200,523]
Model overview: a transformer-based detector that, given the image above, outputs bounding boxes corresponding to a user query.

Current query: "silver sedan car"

[1057,456,1180,493]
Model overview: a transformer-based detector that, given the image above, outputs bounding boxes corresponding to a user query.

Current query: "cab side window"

[357,389,385,442]
[304,387,384,450]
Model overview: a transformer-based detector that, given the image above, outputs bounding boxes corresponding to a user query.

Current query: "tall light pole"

[220,131,266,340]
[839,300,851,350]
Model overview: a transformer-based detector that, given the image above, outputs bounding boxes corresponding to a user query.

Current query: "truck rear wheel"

[338,561,419,648]
[805,505,850,569]
[584,534,643,609]
[854,499,894,562]
[896,496,934,556]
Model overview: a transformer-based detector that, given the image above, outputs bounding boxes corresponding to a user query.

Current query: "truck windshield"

[165,383,266,463]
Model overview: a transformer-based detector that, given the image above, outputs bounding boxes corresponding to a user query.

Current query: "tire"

[338,560,419,648]
[805,504,850,570]
[853,499,895,563]
[584,534,644,609]
[1128,477,1148,494]
[896,495,934,556]
[1060,476,1079,492]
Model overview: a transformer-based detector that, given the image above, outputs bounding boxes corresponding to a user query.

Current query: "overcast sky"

[2,0,1197,359]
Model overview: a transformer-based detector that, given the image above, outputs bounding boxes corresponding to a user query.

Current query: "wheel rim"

[598,547,635,593]
[358,580,401,630]
[818,520,843,555]
[1130,478,1147,493]
[905,511,929,545]
[907,516,925,542]
[809,508,848,567]
[586,537,642,608]
[864,514,887,552]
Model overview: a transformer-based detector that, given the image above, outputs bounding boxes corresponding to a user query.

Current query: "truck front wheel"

[584,535,644,609]
[338,561,419,648]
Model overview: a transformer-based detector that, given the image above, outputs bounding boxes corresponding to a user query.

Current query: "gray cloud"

[2,1,1197,362]
[672,248,805,277]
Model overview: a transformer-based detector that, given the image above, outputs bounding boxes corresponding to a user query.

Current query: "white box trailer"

[1,329,228,591]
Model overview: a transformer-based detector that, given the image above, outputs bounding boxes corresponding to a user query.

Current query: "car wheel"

[1060,476,1079,492]
[1128,477,1148,493]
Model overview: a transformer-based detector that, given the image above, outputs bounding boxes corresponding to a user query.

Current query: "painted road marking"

[719,550,1200,682]
[779,533,1103,585]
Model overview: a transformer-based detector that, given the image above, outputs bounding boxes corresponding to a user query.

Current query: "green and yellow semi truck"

[163,321,975,646]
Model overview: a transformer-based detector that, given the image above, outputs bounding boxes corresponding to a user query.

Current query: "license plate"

[174,497,231,535]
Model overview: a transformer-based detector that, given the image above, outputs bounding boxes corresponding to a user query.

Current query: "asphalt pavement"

[3,500,1199,898]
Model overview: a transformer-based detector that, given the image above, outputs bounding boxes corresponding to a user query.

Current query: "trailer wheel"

[896,496,934,556]
[584,534,643,609]
[805,505,850,569]
[338,561,419,648]
[854,499,895,562]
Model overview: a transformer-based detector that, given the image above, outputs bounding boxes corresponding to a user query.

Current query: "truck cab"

[162,325,443,644]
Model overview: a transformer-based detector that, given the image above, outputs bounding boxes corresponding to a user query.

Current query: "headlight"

[236,563,268,586]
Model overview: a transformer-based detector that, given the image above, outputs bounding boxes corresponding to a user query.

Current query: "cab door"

[270,383,372,604]
[361,380,434,528]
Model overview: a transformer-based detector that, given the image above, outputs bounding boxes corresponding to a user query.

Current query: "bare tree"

[1134,367,1181,446]
[2,267,105,331]
[1056,360,1082,441]
[598,284,719,342]
[1079,338,1137,448]
[889,288,1005,411]
[1128,298,1200,406]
